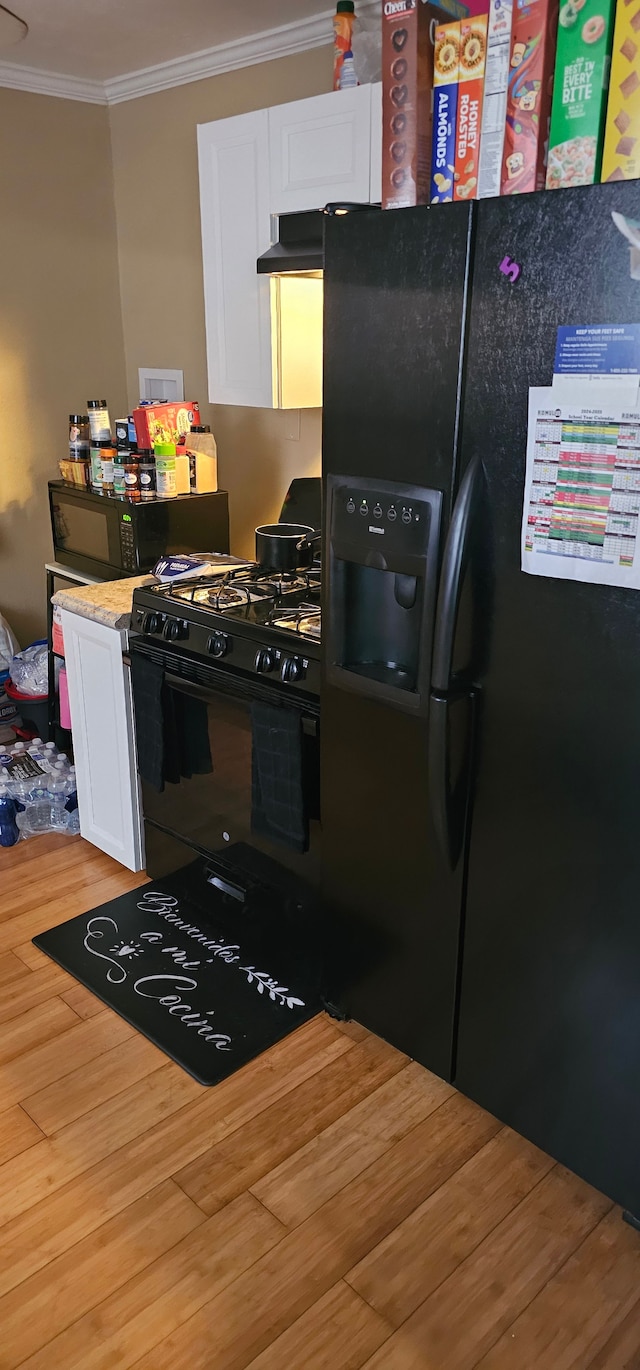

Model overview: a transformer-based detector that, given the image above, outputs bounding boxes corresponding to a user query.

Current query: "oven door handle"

[162,668,319,731]
[163,672,217,705]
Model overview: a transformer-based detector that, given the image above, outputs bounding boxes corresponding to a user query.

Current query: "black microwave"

[49,482,230,580]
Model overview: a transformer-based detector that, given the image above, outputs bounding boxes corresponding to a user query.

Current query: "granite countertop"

[51,575,155,631]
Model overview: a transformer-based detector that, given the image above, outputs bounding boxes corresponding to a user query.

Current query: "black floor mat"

[34,861,322,1086]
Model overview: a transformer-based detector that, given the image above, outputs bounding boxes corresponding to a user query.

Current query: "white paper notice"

[522,387,640,589]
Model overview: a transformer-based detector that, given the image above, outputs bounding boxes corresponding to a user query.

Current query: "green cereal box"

[546,0,616,188]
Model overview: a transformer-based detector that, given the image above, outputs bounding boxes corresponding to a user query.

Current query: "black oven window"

[55,502,110,562]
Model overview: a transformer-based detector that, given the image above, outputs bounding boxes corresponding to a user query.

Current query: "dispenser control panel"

[333,483,432,556]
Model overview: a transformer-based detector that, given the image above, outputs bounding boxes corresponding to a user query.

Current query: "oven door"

[131,641,321,907]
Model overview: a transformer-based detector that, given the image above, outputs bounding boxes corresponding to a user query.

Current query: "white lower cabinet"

[60,610,144,872]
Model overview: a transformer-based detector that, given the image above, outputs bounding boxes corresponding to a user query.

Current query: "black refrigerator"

[321,181,640,1217]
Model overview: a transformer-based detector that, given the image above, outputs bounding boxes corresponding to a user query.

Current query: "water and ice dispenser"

[325,476,442,714]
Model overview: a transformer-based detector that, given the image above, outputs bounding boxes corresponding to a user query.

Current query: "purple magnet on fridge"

[499,255,521,283]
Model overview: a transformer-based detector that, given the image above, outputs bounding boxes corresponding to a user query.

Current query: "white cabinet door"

[198,109,273,408]
[268,85,373,214]
[61,611,144,872]
[370,82,382,203]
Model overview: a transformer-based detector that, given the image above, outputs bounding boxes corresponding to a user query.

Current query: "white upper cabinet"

[198,109,273,409]
[198,84,382,410]
[269,86,374,214]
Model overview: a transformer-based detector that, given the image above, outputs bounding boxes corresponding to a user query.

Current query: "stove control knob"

[207,631,230,658]
[142,611,162,634]
[255,648,277,674]
[164,618,189,642]
[281,656,305,684]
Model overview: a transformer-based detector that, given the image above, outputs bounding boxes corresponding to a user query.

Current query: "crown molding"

[0,1,380,106]
[104,2,379,105]
[0,58,105,103]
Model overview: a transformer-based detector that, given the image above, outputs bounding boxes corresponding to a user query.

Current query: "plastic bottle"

[187,426,219,494]
[48,774,70,831]
[175,448,190,495]
[0,783,19,846]
[155,443,177,499]
[16,779,52,835]
[339,49,357,88]
[333,0,355,90]
[64,766,80,833]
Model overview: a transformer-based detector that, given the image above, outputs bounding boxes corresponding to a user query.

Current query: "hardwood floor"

[0,835,638,1369]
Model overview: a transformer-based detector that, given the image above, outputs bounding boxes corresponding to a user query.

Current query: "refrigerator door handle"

[431,454,484,695]
[429,689,476,871]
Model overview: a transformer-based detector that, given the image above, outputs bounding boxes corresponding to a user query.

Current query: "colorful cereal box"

[602,0,640,182]
[478,0,515,198]
[454,15,489,200]
[546,0,616,188]
[500,0,559,194]
[430,20,461,203]
[382,0,469,211]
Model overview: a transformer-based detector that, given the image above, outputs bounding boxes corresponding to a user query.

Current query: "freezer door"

[455,182,640,1214]
[322,203,475,1080]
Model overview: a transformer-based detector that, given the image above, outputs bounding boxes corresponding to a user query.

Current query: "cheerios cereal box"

[430,20,461,203]
[602,0,640,182]
[547,0,616,188]
[500,0,559,194]
[453,15,489,200]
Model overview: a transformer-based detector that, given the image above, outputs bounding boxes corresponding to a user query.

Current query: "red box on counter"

[500,0,559,195]
[133,402,201,451]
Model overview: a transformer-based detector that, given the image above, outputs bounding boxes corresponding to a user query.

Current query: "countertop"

[51,575,154,631]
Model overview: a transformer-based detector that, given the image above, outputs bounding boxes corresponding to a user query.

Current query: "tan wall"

[109,46,333,558]
[0,89,126,647]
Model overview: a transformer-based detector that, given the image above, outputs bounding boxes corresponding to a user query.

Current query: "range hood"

[257,211,324,276]
[256,206,376,408]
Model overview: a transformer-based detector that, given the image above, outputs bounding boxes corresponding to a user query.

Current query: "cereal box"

[382,0,469,211]
[478,0,514,198]
[454,15,489,200]
[500,0,559,194]
[602,0,640,182]
[133,402,201,451]
[430,20,461,203]
[546,0,616,188]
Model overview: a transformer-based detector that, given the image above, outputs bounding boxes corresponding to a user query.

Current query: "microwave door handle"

[431,454,484,695]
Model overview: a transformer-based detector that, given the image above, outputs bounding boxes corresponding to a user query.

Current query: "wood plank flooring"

[0,835,638,1369]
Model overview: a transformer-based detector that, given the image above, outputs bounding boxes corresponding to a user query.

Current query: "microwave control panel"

[119,513,138,571]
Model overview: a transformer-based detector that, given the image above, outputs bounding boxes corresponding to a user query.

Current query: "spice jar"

[154,443,177,499]
[113,449,127,497]
[87,400,111,442]
[124,454,142,502]
[69,414,90,458]
[99,443,117,493]
[138,450,156,501]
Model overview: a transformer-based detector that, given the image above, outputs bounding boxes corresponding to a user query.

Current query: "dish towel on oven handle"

[250,701,308,853]
[130,652,212,792]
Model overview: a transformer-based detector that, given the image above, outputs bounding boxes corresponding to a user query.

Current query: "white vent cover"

[138,368,184,402]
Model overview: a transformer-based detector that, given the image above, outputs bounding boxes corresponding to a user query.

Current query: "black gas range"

[131,556,322,699]
[129,552,323,893]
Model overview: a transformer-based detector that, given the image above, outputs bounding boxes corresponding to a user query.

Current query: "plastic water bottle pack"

[0,740,79,847]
